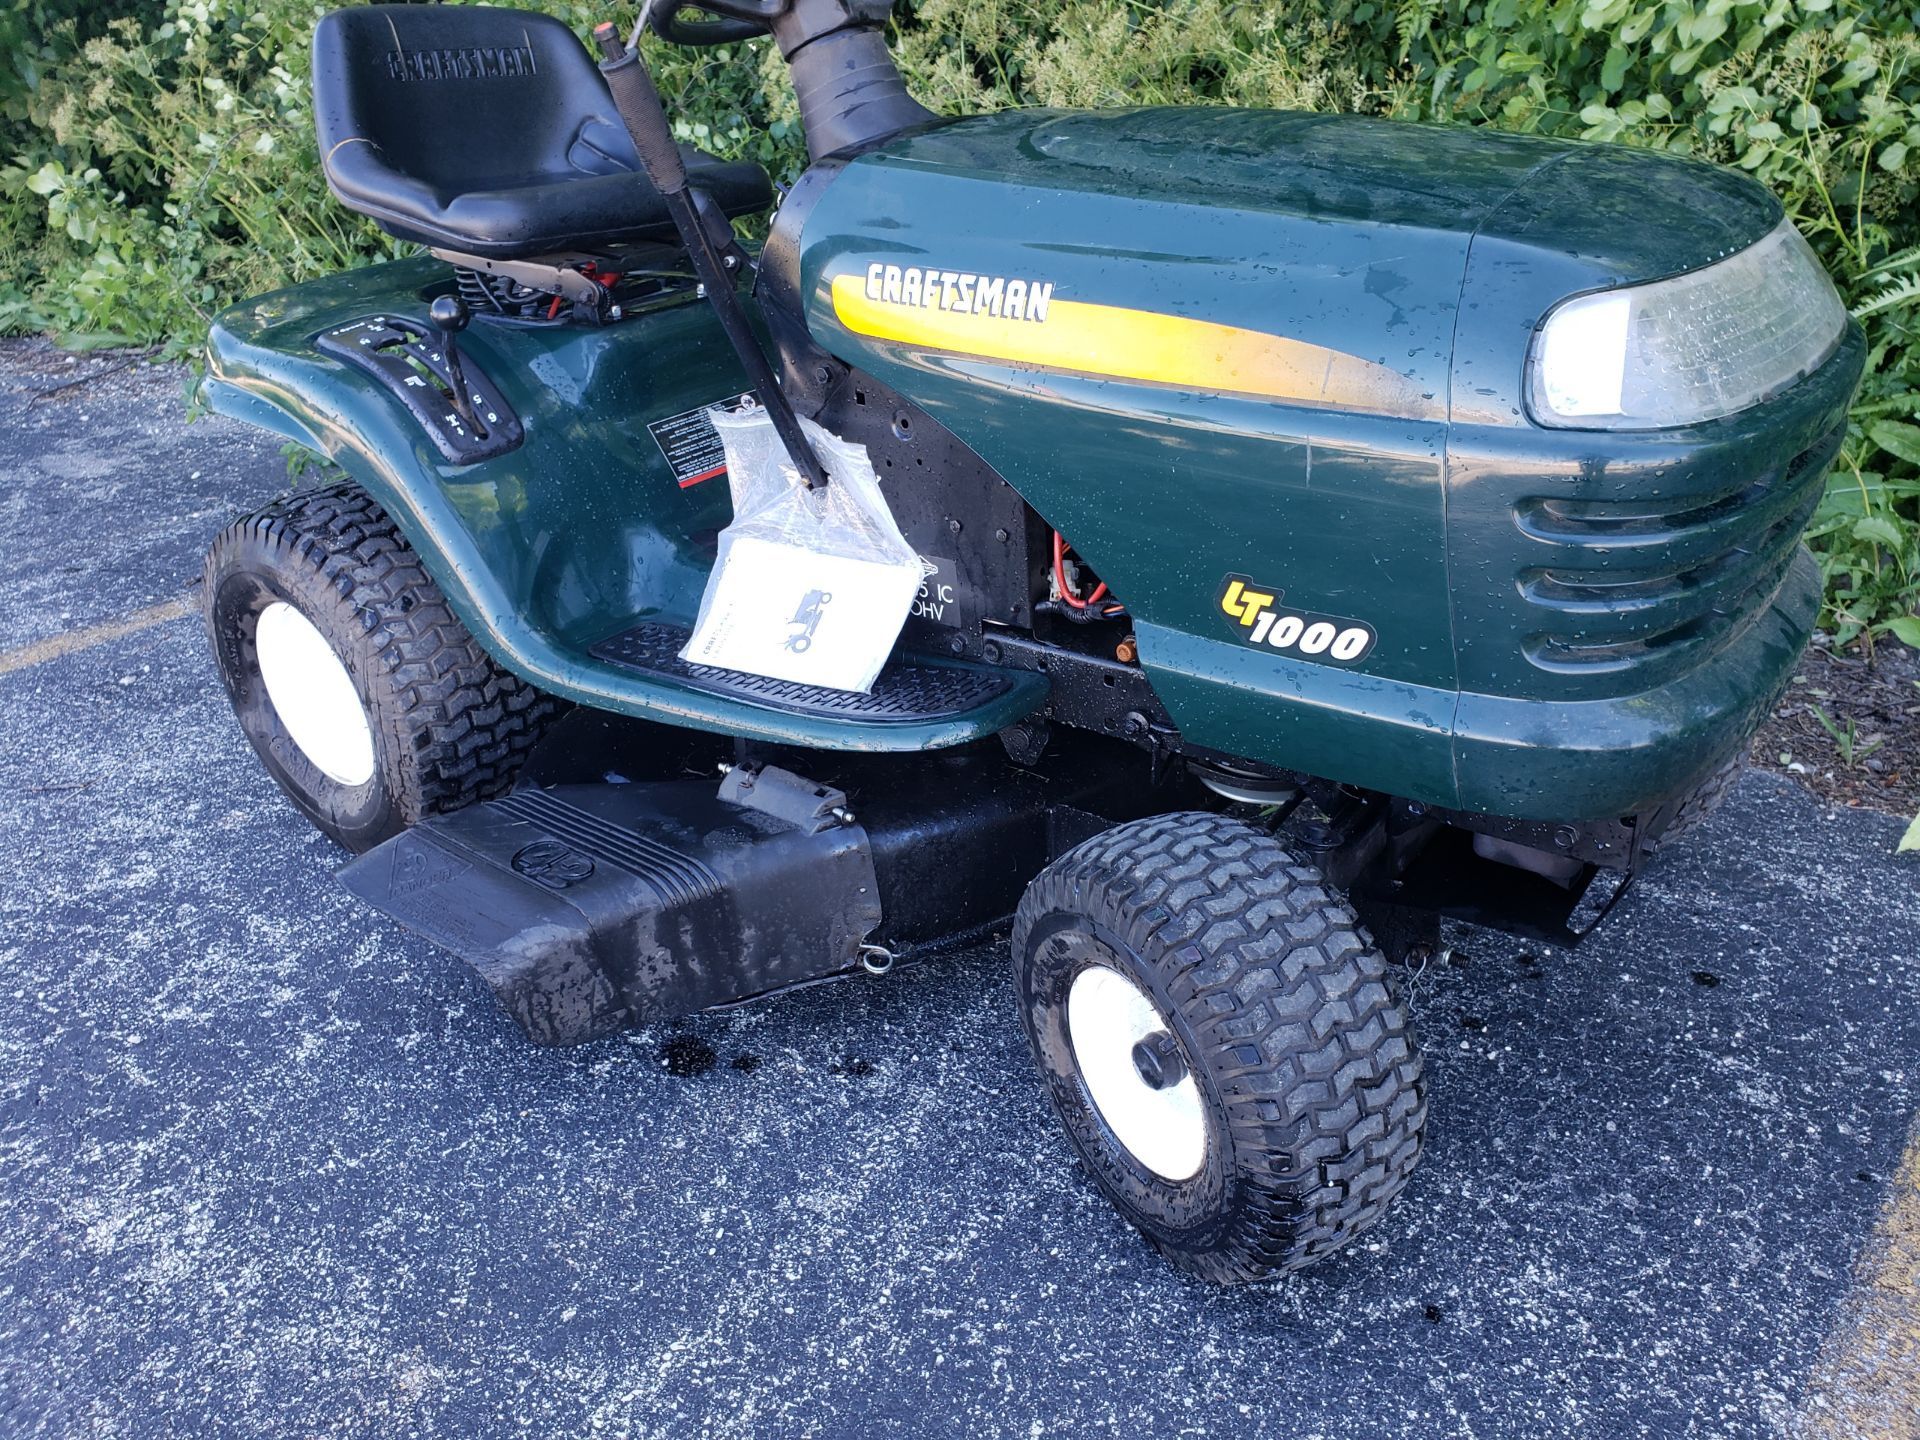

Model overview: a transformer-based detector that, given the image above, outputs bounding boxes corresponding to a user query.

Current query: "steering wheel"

[644,0,787,45]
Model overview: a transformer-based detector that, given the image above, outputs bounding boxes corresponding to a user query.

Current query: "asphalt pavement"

[1,338,1917,1439]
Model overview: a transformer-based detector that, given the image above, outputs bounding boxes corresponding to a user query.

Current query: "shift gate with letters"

[316,314,523,464]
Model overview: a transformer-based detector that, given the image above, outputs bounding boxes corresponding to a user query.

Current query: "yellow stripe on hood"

[829,273,1437,419]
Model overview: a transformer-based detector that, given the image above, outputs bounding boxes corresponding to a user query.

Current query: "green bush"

[3,0,1916,643]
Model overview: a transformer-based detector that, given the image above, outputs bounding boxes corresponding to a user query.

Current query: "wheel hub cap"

[254,601,376,788]
[1067,964,1206,1182]
[1131,1030,1187,1090]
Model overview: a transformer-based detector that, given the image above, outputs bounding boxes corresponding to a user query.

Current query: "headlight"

[1527,218,1847,429]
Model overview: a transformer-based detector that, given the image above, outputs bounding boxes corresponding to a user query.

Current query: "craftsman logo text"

[386,43,539,82]
[863,264,1055,322]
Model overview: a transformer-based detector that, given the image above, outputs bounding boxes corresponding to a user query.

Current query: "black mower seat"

[312,4,773,260]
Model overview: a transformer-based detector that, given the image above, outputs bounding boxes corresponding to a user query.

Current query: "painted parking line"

[1797,1119,1920,1438]
[0,595,195,677]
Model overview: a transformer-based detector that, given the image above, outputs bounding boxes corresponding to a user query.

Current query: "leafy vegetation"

[1811,701,1887,768]
[2,0,1916,644]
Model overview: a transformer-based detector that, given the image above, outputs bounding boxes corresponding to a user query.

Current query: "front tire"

[202,483,563,852]
[1011,812,1425,1283]
[1648,750,1745,853]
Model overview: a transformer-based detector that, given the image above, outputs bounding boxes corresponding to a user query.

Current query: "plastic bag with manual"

[679,401,923,693]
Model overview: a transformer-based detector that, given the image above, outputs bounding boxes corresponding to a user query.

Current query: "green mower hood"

[789,106,1856,818]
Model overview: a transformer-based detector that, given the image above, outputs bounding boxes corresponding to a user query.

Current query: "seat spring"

[455,267,550,320]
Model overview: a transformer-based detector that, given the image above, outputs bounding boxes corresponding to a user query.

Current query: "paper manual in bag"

[679,401,923,693]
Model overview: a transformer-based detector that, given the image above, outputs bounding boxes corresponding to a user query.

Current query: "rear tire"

[202,483,564,852]
[1011,812,1425,1283]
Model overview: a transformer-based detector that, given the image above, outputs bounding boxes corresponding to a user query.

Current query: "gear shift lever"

[428,294,477,428]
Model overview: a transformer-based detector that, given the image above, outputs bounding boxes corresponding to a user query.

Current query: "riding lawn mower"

[196,0,1864,1282]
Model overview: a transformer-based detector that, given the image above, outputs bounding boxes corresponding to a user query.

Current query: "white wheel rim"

[254,601,377,788]
[1067,964,1207,1182]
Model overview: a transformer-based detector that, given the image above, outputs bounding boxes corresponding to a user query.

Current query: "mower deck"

[339,774,882,1046]
[340,722,1195,1046]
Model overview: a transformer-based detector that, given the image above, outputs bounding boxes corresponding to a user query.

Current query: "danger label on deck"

[647,392,751,488]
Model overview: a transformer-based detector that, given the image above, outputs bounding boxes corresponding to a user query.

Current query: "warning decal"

[648,392,752,488]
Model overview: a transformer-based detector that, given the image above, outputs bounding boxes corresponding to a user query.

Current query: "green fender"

[201,257,1046,751]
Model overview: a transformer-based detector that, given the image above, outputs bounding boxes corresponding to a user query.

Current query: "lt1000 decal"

[1218,576,1376,665]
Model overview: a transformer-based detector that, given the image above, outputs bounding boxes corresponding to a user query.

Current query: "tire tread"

[205,482,563,827]
[1012,812,1426,1283]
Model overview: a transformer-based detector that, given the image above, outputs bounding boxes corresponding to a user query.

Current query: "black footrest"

[589,621,1015,723]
